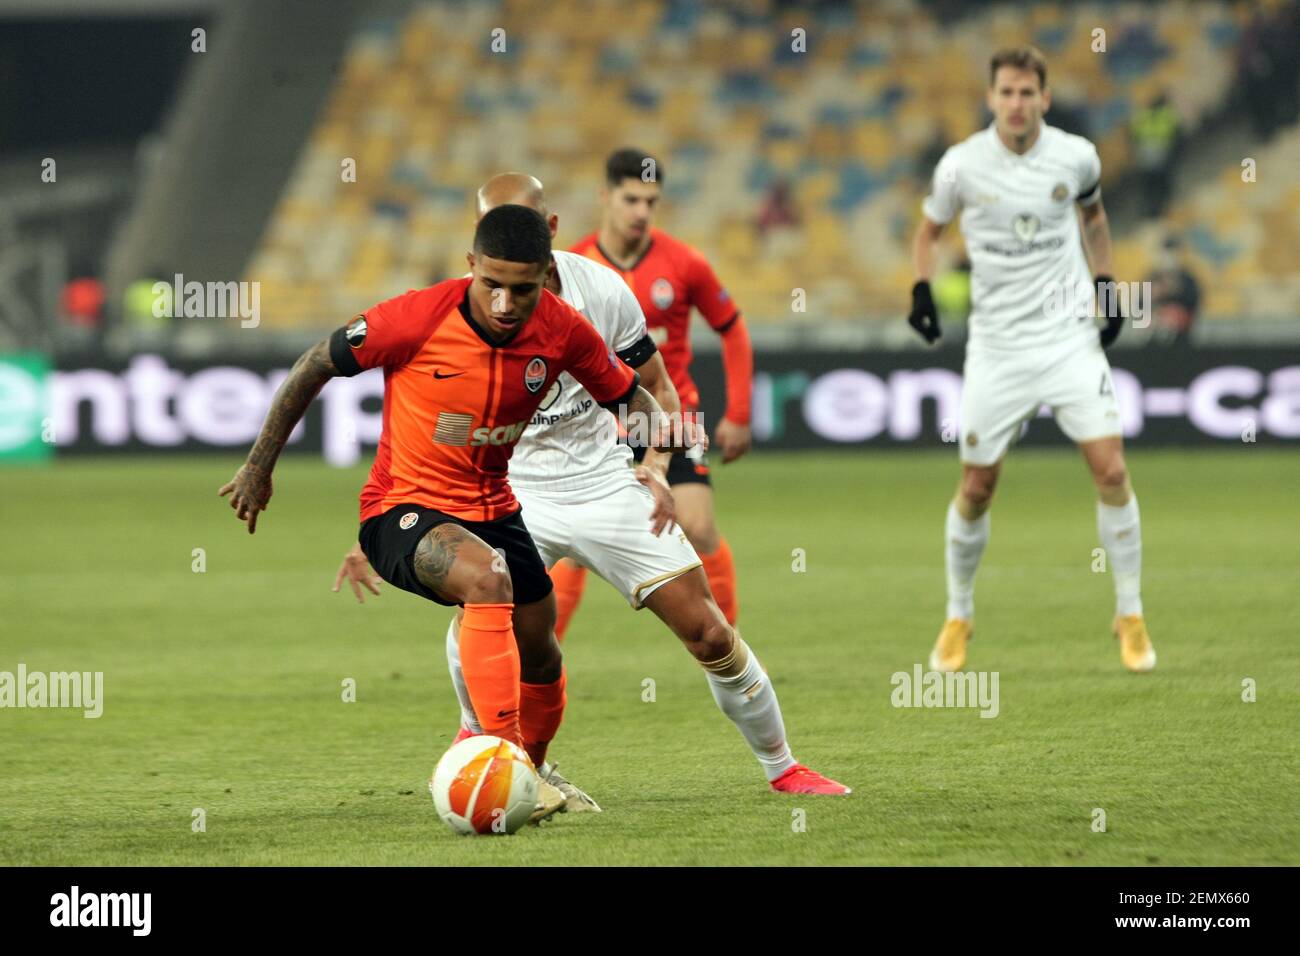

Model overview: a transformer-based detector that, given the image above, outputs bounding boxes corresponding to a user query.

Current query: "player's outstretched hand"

[635,465,677,536]
[218,462,272,534]
[715,418,751,464]
[650,412,710,455]
[907,280,942,344]
[1096,274,1124,348]
[333,542,382,603]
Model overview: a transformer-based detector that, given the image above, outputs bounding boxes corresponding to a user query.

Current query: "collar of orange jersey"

[458,285,522,349]
[596,233,655,273]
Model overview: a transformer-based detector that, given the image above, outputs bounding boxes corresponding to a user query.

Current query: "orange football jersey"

[330,277,638,522]
[570,228,738,414]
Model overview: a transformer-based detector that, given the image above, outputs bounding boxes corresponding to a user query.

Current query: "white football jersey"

[508,250,650,495]
[923,121,1103,352]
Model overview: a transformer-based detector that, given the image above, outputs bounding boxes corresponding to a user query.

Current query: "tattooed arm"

[219,338,339,533]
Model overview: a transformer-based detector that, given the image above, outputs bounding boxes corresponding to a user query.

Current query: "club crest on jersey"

[345,315,367,348]
[651,277,675,310]
[524,357,548,393]
[1011,213,1040,242]
[399,512,419,530]
[1051,182,1069,201]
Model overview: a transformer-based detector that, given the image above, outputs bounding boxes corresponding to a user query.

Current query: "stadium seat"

[247,0,1248,328]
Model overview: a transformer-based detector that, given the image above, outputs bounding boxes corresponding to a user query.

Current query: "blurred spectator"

[1130,92,1180,218]
[60,277,105,327]
[1237,2,1300,138]
[933,254,971,324]
[1145,236,1201,345]
[123,268,173,349]
[756,179,800,235]
[1043,78,1092,139]
[918,127,948,178]
[58,276,105,351]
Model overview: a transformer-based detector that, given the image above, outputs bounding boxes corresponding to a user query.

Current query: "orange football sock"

[700,537,739,625]
[549,560,588,642]
[519,669,567,768]
[458,603,521,747]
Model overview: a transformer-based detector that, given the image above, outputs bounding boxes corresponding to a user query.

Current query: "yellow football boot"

[929,618,972,672]
[1114,614,1156,673]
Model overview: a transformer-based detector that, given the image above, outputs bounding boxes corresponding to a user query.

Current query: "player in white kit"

[908,47,1156,674]
[336,174,849,801]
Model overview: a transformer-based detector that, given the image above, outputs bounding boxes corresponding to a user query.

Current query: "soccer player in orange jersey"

[220,206,699,815]
[552,147,753,636]
[335,175,849,802]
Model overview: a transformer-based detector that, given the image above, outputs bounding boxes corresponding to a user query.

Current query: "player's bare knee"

[1094,460,1129,492]
[463,560,513,605]
[686,612,734,663]
[961,472,998,510]
[681,518,720,554]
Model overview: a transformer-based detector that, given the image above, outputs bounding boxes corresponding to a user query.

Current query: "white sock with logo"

[1097,496,1143,617]
[946,501,990,621]
[702,638,796,782]
[445,618,482,734]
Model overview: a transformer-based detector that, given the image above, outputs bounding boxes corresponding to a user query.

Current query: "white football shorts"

[513,471,702,608]
[959,340,1123,466]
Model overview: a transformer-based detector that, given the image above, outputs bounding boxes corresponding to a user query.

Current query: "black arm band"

[328,326,363,377]
[713,311,742,334]
[1078,179,1101,203]
[599,371,641,412]
[616,333,658,368]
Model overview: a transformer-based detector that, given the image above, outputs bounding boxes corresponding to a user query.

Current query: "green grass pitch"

[1,449,1297,865]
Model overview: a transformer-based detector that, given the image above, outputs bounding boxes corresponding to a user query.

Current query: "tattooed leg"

[412,523,510,605]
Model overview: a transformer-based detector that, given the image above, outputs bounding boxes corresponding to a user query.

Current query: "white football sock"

[444,617,482,734]
[946,501,990,621]
[1097,495,1143,617]
[703,639,796,782]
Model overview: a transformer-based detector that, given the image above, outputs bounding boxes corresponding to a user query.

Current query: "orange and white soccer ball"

[430,735,538,835]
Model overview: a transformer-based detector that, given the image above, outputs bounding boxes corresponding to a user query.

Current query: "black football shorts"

[358,504,553,607]
[631,445,712,486]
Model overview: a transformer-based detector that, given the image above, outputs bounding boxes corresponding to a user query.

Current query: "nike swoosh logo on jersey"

[496,708,518,718]
[433,370,465,379]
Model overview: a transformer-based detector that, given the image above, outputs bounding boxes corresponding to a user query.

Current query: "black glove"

[907,280,941,344]
[1096,274,1123,348]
